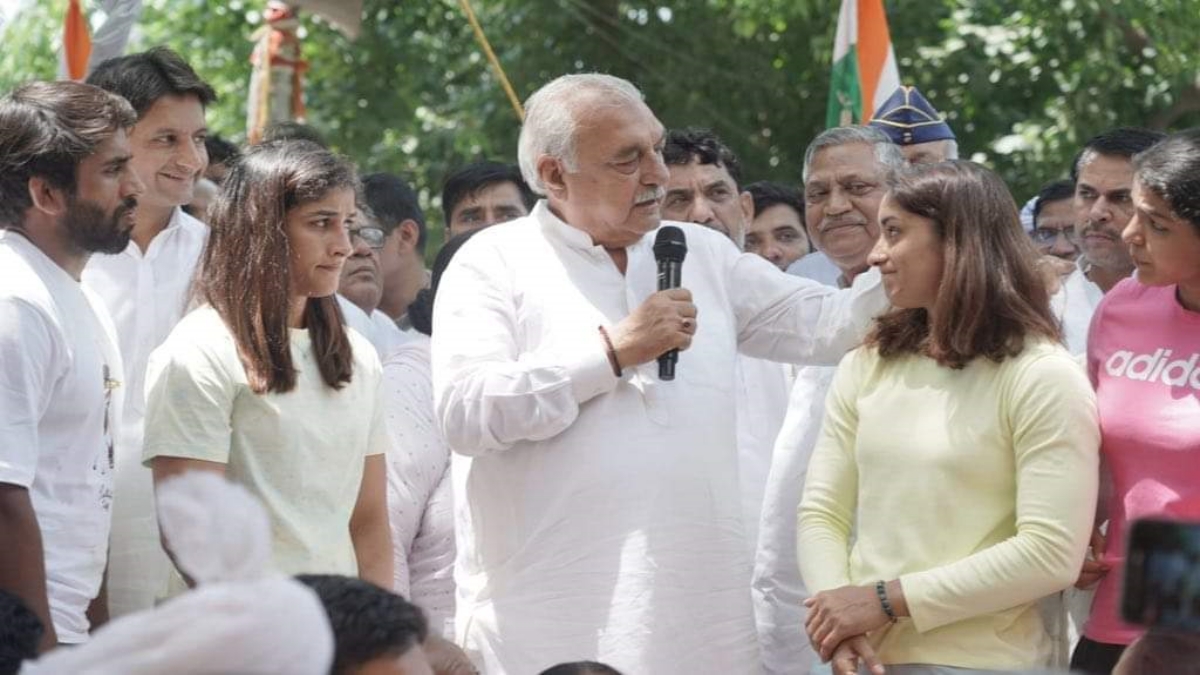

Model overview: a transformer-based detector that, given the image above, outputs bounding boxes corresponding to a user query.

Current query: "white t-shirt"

[382,335,455,634]
[82,207,208,615]
[0,231,123,643]
[143,305,387,576]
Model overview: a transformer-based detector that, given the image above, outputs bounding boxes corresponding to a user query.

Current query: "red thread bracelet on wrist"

[597,326,622,377]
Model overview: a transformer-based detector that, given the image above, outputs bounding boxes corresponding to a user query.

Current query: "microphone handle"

[657,260,682,381]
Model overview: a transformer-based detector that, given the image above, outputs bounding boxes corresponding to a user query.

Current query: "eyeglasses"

[349,226,386,249]
[1029,226,1080,246]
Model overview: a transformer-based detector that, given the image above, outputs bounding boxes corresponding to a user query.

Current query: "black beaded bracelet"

[875,580,898,623]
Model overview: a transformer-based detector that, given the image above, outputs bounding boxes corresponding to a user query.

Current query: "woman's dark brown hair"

[866,160,1061,369]
[202,140,357,394]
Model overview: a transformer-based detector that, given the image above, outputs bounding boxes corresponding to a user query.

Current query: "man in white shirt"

[82,47,216,616]
[431,73,887,675]
[441,161,535,238]
[0,80,143,650]
[337,210,411,358]
[1069,127,1165,296]
[363,173,430,332]
[660,128,792,555]
[753,126,903,675]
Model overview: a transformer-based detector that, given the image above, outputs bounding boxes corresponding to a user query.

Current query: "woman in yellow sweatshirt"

[797,161,1100,675]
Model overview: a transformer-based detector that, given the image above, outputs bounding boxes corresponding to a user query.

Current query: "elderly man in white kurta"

[431,74,887,675]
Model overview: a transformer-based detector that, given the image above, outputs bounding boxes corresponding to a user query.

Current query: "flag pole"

[458,0,524,121]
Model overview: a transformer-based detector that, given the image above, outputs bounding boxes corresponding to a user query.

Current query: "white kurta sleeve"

[431,241,620,456]
[728,249,888,366]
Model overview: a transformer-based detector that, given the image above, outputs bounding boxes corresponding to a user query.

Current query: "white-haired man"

[431,74,887,675]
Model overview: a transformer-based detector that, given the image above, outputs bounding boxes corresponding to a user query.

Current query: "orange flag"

[63,0,92,81]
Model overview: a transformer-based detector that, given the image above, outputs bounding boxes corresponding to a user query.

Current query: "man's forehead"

[751,203,802,231]
[806,143,883,183]
[83,128,132,164]
[667,158,736,188]
[469,180,525,205]
[1077,152,1135,189]
[578,98,660,138]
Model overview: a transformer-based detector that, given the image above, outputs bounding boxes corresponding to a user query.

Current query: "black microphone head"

[653,225,687,263]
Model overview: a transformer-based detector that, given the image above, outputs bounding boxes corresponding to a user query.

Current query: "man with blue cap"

[868,85,958,164]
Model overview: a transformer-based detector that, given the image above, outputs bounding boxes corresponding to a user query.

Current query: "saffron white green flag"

[827,0,900,128]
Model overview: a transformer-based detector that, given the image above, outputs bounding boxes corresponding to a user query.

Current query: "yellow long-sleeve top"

[797,340,1099,669]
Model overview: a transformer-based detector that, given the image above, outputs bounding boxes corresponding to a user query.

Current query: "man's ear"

[396,219,421,253]
[27,176,68,218]
[537,155,567,198]
[739,189,754,223]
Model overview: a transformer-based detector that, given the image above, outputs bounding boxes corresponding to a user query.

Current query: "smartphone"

[1122,518,1200,630]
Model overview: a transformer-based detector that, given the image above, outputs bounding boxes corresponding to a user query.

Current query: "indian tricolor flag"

[826,0,900,128]
[61,0,92,81]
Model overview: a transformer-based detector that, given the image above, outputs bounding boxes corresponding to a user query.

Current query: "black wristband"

[876,580,898,623]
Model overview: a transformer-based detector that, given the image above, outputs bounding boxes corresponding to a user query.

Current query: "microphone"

[653,226,688,381]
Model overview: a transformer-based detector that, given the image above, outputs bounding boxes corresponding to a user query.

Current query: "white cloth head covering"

[21,472,334,674]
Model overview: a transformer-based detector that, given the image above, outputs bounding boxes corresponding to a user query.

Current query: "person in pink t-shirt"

[1072,128,1200,674]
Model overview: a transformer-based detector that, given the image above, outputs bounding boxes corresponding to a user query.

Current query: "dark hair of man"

[204,133,240,166]
[86,46,216,117]
[361,172,427,252]
[538,662,625,675]
[746,181,805,222]
[866,161,1061,369]
[263,121,329,148]
[0,81,136,229]
[1133,128,1200,236]
[406,229,481,337]
[1117,629,1200,675]
[294,575,428,675]
[1031,178,1076,227]
[440,160,536,226]
[0,590,43,675]
[663,127,742,187]
[202,140,356,394]
[1069,126,1166,182]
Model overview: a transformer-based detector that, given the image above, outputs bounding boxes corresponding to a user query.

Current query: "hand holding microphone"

[605,227,695,379]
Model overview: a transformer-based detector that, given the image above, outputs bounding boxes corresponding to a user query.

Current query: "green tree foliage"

[3,0,1198,235]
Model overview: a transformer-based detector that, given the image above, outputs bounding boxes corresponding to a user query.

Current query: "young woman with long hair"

[797,161,1100,674]
[1070,129,1200,674]
[143,140,392,587]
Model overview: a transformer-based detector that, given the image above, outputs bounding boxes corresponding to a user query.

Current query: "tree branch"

[1149,76,1200,130]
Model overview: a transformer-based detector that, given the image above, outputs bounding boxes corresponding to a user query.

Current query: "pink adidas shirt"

[1085,278,1200,645]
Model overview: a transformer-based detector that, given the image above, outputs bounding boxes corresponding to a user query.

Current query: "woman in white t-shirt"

[143,141,392,587]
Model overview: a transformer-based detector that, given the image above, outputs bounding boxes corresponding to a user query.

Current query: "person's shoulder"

[1006,338,1090,389]
[0,235,54,299]
[173,208,211,248]
[149,305,241,384]
[347,325,383,376]
[159,305,233,357]
[1107,276,1155,301]
[382,333,430,368]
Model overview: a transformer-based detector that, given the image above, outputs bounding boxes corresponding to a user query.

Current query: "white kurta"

[81,208,207,617]
[1050,267,1104,356]
[752,365,833,675]
[431,202,886,675]
[735,354,791,556]
[383,335,456,635]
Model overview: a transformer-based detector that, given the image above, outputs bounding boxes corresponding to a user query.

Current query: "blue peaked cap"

[868,86,956,145]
